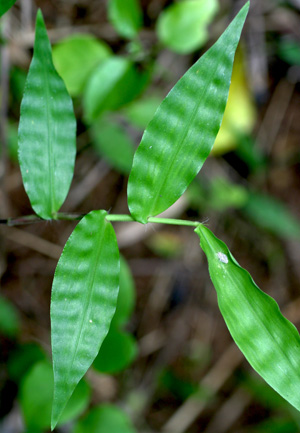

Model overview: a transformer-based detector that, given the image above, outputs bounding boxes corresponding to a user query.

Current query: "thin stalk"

[0,213,202,228]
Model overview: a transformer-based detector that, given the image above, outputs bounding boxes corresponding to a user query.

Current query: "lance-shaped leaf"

[0,0,17,17]
[51,210,120,429]
[18,10,76,219]
[127,3,249,224]
[195,224,300,412]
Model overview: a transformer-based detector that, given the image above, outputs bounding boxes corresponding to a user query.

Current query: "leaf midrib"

[41,47,55,216]
[69,217,105,377]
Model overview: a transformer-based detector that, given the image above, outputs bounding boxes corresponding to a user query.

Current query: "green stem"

[106,214,201,227]
[0,213,201,228]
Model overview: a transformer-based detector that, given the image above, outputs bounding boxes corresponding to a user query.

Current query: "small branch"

[0,213,202,228]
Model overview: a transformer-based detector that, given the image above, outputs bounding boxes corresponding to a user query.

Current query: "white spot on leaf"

[217,252,228,264]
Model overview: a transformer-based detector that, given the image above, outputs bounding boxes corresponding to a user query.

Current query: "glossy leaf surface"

[195,224,300,412]
[91,117,135,174]
[157,0,219,54]
[84,56,149,122]
[128,3,249,224]
[0,0,17,17]
[108,0,143,39]
[73,405,137,433]
[53,34,112,96]
[18,11,76,219]
[51,210,120,429]
[19,361,90,430]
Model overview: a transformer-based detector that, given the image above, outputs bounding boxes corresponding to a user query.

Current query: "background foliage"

[1,0,300,432]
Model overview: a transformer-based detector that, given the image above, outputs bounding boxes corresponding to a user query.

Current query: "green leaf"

[93,327,137,374]
[108,0,143,39]
[51,210,120,429]
[18,10,76,219]
[19,360,90,430]
[8,343,46,382]
[123,95,162,129]
[0,295,20,337]
[73,404,137,433]
[52,34,112,96]
[128,3,249,224]
[93,257,137,374]
[0,0,17,17]
[195,224,300,412]
[83,56,149,122]
[91,117,135,174]
[113,256,136,327]
[157,0,219,54]
[242,192,300,241]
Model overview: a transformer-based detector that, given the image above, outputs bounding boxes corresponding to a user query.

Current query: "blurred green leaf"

[156,0,219,54]
[93,327,137,374]
[19,361,90,430]
[93,257,137,374]
[7,122,19,162]
[0,295,20,337]
[159,369,199,401]
[242,192,300,240]
[10,66,27,103]
[196,224,300,412]
[113,256,135,327]
[84,57,149,122]
[51,210,120,429]
[73,404,137,433]
[146,231,183,258]
[124,95,162,129]
[108,0,143,39]
[128,4,249,223]
[209,177,249,211]
[278,38,300,66]
[0,0,17,17]
[18,10,76,219]
[53,34,112,96]
[7,343,46,382]
[91,117,135,174]
[235,133,267,173]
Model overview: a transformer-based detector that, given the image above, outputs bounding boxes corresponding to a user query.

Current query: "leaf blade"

[51,210,120,429]
[127,3,249,224]
[0,0,17,17]
[18,10,76,219]
[195,224,300,411]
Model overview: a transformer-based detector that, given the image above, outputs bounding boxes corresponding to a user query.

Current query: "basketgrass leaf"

[18,10,76,219]
[51,210,120,429]
[0,0,17,17]
[127,3,249,224]
[195,224,300,412]
[108,0,143,39]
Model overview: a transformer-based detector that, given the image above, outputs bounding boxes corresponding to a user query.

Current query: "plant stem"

[0,213,201,228]
[106,214,201,227]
